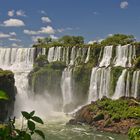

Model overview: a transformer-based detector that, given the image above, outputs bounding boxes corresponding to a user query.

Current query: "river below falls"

[26,112,128,140]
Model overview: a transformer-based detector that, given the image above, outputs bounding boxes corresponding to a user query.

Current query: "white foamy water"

[61,68,73,107]
[88,67,111,102]
[114,45,135,67]
[99,45,113,67]
[112,69,127,99]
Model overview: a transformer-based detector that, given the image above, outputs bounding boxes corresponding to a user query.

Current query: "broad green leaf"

[21,111,30,119]
[31,116,44,124]
[28,120,35,131]
[30,111,35,117]
[0,90,9,100]
[23,133,31,140]
[35,130,45,140]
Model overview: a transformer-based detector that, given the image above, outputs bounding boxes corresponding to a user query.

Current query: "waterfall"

[53,47,62,61]
[85,47,90,63]
[70,47,76,65]
[61,68,73,107]
[0,48,37,115]
[99,46,113,67]
[0,45,139,116]
[125,71,130,97]
[76,48,81,58]
[88,67,98,102]
[66,47,70,65]
[42,48,46,55]
[131,71,140,98]
[0,48,34,71]
[114,45,135,67]
[88,67,111,102]
[47,47,55,62]
[112,69,127,99]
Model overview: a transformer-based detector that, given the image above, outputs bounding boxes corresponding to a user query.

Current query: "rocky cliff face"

[0,69,16,122]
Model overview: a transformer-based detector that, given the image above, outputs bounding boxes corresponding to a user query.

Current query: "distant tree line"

[32,34,138,48]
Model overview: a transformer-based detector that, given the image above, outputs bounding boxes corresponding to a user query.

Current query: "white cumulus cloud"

[24,26,55,35]
[2,19,25,27]
[39,26,55,34]
[8,10,14,17]
[23,30,38,35]
[0,32,11,38]
[16,10,26,17]
[41,17,51,23]
[120,1,128,9]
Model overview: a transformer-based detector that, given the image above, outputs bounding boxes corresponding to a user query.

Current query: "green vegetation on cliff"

[134,56,140,69]
[0,90,9,100]
[73,62,94,104]
[128,127,140,140]
[100,34,135,46]
[0,69,16,122]
[70,98,140,134]
[89,98,140,121]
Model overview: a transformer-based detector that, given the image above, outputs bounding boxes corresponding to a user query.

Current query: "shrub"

[128,127,140,140]
[0,111,45,140]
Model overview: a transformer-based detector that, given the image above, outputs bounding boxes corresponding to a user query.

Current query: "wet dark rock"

[0,69,16,122]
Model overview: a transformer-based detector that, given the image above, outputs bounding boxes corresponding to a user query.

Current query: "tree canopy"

[32,34,137,48]
[100,34,136,46]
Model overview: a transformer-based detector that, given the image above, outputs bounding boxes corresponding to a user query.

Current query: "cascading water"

[125,71,130,97]
[114,45,135,67]
[85,47,90,63]
[0,45,139,115]
[47,47,55,62]
[112,69,127,99]
[0,48,54,118]
[131,71,140,98]
[88,67,111,102]
[61,68,73,107]
[0,46,137,139]
[53,47,62,61]
[0,48,35,115]
[70,47,76,65]
[0,48,34,71]
[99,45,113,67]
[88,67,98,102]
[87,44,139,102]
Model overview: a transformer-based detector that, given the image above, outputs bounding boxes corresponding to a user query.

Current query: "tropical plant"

[0,111,45,140]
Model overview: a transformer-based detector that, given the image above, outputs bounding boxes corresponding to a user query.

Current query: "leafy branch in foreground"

[0,111,45,140]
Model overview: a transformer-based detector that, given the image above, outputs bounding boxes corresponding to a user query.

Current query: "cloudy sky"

[0,0,140,47]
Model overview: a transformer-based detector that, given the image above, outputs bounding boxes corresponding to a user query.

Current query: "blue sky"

[0,0,140,47]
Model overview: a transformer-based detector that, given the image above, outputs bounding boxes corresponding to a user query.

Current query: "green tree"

[44,37,53,44]
[59,35,84,46]
[101,34,135,46]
